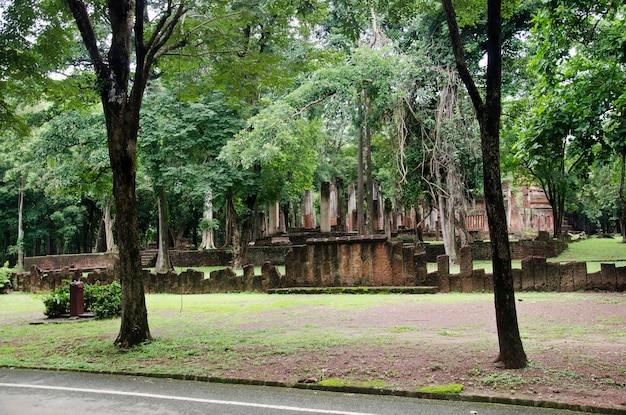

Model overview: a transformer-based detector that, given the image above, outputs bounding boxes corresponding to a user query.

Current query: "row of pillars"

[266,179,417,236]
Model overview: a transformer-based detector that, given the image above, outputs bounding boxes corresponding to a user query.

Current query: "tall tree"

[518,0,626,240]
[441,0,527,368]
[65,0,187,346]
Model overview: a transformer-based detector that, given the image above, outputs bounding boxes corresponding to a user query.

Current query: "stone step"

[140,250,158,267]
[268,286,438,295]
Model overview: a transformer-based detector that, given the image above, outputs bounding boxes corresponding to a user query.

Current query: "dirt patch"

[207,293,626,411]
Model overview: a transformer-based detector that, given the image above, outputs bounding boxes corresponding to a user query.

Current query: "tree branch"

[441,0,484,115]
[292,91,336,117]
[66,0,109,82]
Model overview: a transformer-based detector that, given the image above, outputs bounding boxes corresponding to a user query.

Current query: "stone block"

[601,263,617,291]
[560,262,575,292]
[511,269,522,292]
[268,265,282,289]
[460,272,473,293]
[546,262,561,291]
[520,257,535,291]
[459,246,473,274]
[401,246,416,285]
[391,242,404,286]
[572,262,587,291]
[438,272,450,293]
[437,255,449,275]
[448,274,462,292]
[586,271,602,291]
[209,267,237,293]
[616,266,626,291]
[413,252,428,286]
[472,269,488,292]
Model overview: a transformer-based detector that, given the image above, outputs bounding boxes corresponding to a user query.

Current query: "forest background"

[1,0,625,270]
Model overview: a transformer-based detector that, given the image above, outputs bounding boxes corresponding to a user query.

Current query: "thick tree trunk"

[154,186,173,273]
[442,0,527,369]
[66,0,187,347]
[109,120,151,347]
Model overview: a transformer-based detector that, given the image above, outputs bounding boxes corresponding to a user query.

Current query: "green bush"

[0,261,15,287]
[42,285,70,317]
[85,281,122,319]
[43,281,122,319]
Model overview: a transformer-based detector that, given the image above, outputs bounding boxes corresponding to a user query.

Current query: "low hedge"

[42,281,122,319]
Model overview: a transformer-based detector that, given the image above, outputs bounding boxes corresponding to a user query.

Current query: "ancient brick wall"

[284,235,429,287]
[13,263,281,294]
[436,254,625,293]
[23,253,118,271]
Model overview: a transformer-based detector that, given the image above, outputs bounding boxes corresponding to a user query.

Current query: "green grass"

[427,235,626,274]
[0,291,623,393]
[419,383,464,394]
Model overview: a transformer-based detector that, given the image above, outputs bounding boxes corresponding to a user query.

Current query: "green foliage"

[84,281,122,320]
[515,0,626,234]
[42,285,70,318]
[42,282,121,319]
[0,262,15,286]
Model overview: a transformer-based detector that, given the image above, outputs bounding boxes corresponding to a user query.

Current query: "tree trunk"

[223,194,236,248]
[103,200,115,252]
[619,149,626,243]
[154,186,173,273]
[364,91,375,235]
[357,94,366,235]
[200,187,216,250]
[17,175,24,274]
[106,114,151,346]
[68,0,186,347]
[442,0,527,369]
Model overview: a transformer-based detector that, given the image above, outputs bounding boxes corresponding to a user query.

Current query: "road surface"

[0,368,588,414]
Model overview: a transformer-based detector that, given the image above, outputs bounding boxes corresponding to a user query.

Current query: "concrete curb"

[2,365,624,414]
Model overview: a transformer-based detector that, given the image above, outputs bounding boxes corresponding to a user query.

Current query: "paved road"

[0,368,587,415]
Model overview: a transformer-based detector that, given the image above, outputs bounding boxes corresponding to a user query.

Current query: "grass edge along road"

[0,291,624,411]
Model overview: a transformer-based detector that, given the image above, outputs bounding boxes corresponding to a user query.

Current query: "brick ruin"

[11,237,625,294]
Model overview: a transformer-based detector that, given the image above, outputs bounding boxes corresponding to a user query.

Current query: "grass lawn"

[430,235,626,274]
[0,291,621,376]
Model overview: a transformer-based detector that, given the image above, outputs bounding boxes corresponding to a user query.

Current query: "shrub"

[0,261,15,288]
[43,281,122,319]
[42,285,70,317]
[85,281,122,319]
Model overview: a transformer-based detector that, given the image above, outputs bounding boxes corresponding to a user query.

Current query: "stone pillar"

[437,254,450,292]
[372,182,384,232]
[302,190,315,229]
[320,181,331,233]
[278,207,286,233]
[335,177,345,232]
[348,182,356,232]
[384,198,393,241]
[459,245,473,274]
[329,186,337,228]
[268,201,279,235]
